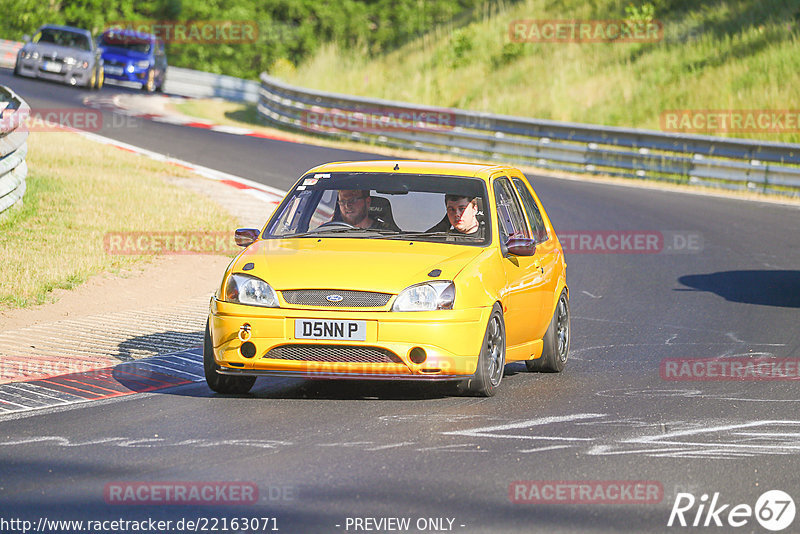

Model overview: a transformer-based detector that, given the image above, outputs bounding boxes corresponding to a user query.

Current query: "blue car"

[98,29,167,92]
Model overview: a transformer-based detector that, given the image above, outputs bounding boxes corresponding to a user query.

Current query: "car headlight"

[136,60,150,69]
[224,273,279,308]
[392,281,455,312]
[64,56,76,65]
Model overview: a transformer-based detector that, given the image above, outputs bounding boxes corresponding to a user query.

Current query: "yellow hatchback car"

[205,161,569,396]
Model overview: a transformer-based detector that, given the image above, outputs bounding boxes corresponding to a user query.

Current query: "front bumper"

[16,57,92,85]
[103,64,149,83]
[208,299,491,380]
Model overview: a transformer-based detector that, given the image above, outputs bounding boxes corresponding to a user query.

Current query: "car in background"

[14,24,104,89]
[98,29,166,92]
[204,160,570,397]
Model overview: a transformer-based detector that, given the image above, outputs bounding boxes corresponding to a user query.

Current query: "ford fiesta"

[205,161,569,396]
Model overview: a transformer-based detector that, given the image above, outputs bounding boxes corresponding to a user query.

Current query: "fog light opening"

[409,347,427,364]
[240,341,257,359]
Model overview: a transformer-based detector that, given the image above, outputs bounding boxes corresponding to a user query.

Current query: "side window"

[272,190,315,235]
[512,177,549,243]
[493,177,530,241]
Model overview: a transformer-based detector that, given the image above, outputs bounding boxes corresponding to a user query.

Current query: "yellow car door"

[492,176,548,356]
[511,175,562,325]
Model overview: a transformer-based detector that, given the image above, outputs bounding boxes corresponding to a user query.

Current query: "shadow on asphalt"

[124,362,534,401]
[113,330,203,363]
[676,269,800,308]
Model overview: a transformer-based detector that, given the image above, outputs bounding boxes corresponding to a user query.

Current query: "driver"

[445,194,480,234]
[336,190,392,229]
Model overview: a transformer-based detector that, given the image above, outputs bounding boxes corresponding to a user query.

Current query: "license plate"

[294,319,366,341]
[43,61,61,73]
[104,66,123,75]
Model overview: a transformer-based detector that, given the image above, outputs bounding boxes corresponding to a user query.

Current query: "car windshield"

[35,28,91,51]
[99,32,152,53]
[264,172,491,246]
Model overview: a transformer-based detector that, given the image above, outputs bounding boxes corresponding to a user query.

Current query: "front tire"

[204,320,256,394]
[526,289,570,373]
[94,67,104,90]
[142,69,156,92]
[457,303,505,396]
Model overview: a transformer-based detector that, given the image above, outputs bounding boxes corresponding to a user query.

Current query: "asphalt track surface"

[2,70,800,534]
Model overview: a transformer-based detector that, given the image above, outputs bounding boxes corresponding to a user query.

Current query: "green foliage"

[1,0,494,80]
[624,2,656,23]
[448,27,475,67]
[491,41,525,69]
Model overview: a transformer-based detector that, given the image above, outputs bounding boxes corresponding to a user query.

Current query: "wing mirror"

[234,228,260,247]
[506,237,535,256]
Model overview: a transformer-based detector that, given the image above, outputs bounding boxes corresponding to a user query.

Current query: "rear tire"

[456,303,505,396]
[526,289,570,373]
[204,320,256,394]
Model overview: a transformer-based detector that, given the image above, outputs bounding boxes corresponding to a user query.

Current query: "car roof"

[38,24,93,38]
[302,160,517,180]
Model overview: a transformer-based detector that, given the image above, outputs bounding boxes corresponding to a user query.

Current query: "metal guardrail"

[0,86,29,217]
[257,73,800,196]
[0,39,22,69]
[163,66,259,103]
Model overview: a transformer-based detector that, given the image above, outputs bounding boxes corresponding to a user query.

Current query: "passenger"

[336,189,392,229]
[444,194,480,234]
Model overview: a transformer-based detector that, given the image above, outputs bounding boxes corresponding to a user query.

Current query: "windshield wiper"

[376,231,482,240]
[290,227,402,238]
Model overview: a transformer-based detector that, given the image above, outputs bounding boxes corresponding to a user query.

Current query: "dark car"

[14,24,104,89]
[98,29,166,92]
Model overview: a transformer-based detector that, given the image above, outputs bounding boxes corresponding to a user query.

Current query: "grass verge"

[0,131,237,309]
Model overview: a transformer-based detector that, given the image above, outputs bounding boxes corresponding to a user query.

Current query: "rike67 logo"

[668,490,795,531]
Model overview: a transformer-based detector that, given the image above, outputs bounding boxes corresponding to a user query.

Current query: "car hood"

[26,42,92,60]
[100,48,149,62]
[231,238,486,294]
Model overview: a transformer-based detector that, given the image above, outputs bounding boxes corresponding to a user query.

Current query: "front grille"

[282,289,392,308]
[264,344,402,363]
